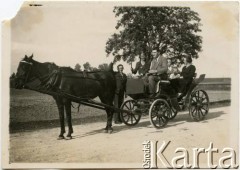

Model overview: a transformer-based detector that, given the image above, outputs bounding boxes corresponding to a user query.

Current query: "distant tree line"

[10,73,16,88]
[74,62,110,72]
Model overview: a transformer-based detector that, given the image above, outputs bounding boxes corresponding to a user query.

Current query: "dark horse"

[15,54,116,139]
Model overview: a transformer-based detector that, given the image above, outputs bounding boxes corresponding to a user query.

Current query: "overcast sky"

[10,1,239,77]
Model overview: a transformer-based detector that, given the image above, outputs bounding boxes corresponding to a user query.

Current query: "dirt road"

[9,106,238,168]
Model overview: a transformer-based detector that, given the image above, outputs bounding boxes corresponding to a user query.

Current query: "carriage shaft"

[79,100,133,114]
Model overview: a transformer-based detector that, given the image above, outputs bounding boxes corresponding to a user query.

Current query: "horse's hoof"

[103,129,108,133]
[108,128,113,134]
[65,136,72,140]
[57,136,65,140]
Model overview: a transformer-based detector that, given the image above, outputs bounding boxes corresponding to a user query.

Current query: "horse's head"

[15,54,34,89]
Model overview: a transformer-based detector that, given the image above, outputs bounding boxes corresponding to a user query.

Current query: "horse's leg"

[64,99,73,139]
[99,96,114,133]
[106,107,114,134]
[54,96,65,139]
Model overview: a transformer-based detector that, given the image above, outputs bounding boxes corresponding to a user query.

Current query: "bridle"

[18,60,34,86]
[18,60,62,87]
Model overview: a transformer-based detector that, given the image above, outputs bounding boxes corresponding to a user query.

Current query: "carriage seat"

[156,80,170,93]
[153,72,199,94]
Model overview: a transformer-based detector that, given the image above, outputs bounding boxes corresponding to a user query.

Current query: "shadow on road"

[72,120,185,139]
[75,109,227,138]
[10,103,229,134]
[10,115,107,134]
[170,110,226,123]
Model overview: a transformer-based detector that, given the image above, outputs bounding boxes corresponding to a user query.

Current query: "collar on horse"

[20,60,33,84]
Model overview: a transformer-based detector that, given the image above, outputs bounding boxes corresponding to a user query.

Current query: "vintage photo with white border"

[1,0,239,169]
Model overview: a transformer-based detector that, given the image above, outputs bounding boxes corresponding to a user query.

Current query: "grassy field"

[10,89,107,122]
[9,88,230,133]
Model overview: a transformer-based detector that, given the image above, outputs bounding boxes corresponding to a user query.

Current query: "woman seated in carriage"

[177,56,196,101]
[167,56,196,101]
[131,53,151,77]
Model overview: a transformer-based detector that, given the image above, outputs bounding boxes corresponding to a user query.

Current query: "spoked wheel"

[120,100,142,126]
[149,99,169,129]
[189,90,209,121]
[168,108,178,120]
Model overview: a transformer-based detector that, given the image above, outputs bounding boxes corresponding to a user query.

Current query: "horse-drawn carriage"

[120,74,209,128]
[15,56,210,138]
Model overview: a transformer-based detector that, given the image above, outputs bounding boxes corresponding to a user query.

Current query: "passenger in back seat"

[178,56,196,101]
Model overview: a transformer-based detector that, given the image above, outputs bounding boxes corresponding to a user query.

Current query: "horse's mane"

[43,62,76,73]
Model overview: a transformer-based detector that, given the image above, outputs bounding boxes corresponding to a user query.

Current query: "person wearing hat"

[147,49,168,97]
[131,53,151,76]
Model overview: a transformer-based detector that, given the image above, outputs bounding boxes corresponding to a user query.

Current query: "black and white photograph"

[1,1,239,169]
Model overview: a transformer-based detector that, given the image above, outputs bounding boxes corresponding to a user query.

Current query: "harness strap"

[20,61,33,65]
[71,103,81,112]
[43,70,62,90]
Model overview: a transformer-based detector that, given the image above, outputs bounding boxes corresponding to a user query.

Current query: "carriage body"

[120,74,209,128]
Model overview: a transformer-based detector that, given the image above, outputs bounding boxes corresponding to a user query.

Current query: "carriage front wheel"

[120,100,142,126]
[189,90,209,121]
[149,99,169,129]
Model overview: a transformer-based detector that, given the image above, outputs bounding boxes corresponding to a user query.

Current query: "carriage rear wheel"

[120,100,142,126]
[149,99,169,129]
[189,90,209,121]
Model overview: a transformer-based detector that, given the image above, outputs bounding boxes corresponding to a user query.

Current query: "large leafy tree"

[106,7,202,63]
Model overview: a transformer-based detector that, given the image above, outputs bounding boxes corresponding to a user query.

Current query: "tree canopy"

[83,62,92,71]
[98,63,109,71]
[83,62,98,71]
[106,7,202,63]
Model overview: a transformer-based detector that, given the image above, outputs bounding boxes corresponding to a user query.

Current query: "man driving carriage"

[147,49,168,97]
